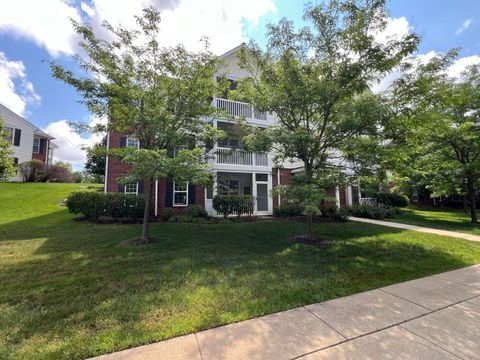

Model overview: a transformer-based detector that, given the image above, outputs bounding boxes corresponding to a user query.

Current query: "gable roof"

[219,43,247,59]
[0,103,54,139]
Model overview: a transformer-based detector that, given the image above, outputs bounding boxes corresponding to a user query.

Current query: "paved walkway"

[350,216,480,242]
[90,265,480,360]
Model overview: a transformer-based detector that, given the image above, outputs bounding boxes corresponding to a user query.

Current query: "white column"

[335,186,341,209]
[347,185,353,206]
[252,172,257,215]
[267,172,273,215]
[277,168,281,206]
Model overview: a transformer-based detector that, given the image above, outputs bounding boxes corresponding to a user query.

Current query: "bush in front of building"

[212,195,255,218]
[273,203,303,218]
[368,191,410,208]
[347,203,399,220]
[66,191,146,222]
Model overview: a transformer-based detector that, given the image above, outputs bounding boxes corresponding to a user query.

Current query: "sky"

[0,0,479,170]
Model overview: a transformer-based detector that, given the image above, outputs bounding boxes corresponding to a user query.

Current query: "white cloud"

[44,116,106,169]
[456,18,473,35]
[0,0,276,57]
[0,0,81,56]
[372,17,411,45]
[447,55,480,79]
[0,52,41,116]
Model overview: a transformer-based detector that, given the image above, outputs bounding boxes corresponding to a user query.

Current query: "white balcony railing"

[216,148,269,167]
[215,98,267,121]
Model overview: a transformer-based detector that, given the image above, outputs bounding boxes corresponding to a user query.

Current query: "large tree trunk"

[140,179,152,243]
[466,175,478,224]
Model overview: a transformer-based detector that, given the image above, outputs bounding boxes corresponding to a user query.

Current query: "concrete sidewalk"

[90,264,480,360]
[349,216,480,242]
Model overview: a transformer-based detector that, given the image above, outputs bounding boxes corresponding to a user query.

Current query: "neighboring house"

[105,44,360,216]
[0,103,56,181]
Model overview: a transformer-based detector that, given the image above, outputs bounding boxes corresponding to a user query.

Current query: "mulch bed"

[292,235,335,245]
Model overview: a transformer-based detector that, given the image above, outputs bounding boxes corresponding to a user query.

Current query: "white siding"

[1,105,37,181]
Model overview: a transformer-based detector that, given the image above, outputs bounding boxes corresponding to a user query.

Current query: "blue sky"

[0,0,479,169]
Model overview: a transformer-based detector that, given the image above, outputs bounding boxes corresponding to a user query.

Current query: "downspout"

[104,130,110,194]
[277,168,281,206]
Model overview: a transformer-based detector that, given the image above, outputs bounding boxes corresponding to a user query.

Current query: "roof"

[0,103,54,139]
[219,43,247,59]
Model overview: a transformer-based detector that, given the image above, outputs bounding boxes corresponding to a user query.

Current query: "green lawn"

[1,183,480,360]
[392,206,480,235]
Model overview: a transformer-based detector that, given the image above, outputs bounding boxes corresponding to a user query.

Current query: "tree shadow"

[1,214,479,359]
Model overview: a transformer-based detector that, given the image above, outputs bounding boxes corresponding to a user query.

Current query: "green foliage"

[85,136,106,181]
[66,191,146,221]
[0,116,15,181]
[235,0,418,236]
[320,204,350,222]
[18,160,45,182]
[161,208,177,221]
[212,195,255,218]
[388,50,480,223]
[273,203,303,218]
[348,204,399,219]
[369,191,410,208]
[185,204,208,218]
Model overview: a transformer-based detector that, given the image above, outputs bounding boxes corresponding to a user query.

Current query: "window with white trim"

[3,126,13,143]
[124,182,138,195]
[126,137,140,149]
[33,138,40,154]
[173,181,188,206]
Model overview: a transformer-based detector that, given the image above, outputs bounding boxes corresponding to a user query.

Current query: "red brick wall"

[339,187,347,206]
[106,131,131,192]
[272,168,293,208]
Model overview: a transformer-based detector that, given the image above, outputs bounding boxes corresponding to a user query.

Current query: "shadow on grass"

[1,213,479,359]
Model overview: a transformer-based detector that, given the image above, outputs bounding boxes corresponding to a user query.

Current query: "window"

[126,137,140,149]
[33,138,40,154]
[124,182,138,195]
[218,179,239,195]
[13,157,18,165]
[173,181,188,206]
[3,127,13,143]
[256,173,268,182]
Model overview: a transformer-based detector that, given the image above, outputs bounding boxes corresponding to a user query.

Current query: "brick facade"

[272,168,293,208]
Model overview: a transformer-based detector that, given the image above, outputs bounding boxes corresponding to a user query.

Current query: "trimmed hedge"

[273,203,303,218]
[371,191,409,208]
[347,203,399,220]
[213,195,254,218]
[66,191,146,221]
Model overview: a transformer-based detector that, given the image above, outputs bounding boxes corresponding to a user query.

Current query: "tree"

[50,8,227,243]
[54,161,73,173]
[0,116,15,181]
[236,0,419,239]
[388,50,480,224]
[85,136,106,183]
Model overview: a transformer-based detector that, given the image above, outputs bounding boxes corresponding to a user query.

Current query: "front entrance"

[256,183,268,212]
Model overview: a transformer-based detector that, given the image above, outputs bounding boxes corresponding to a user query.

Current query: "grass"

[392,206,480,235]
[1,183,480,360]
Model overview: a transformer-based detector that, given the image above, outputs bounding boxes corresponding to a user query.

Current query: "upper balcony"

[212,97,270,125]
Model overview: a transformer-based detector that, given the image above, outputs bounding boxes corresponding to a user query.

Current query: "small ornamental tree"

[85,136,106,182]
[237,0,419,239]
[389,50,480,224]
[50,8,227,243]
[0,116,15,181]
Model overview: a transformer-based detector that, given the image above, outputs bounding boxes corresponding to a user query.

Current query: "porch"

[205,171,273,216]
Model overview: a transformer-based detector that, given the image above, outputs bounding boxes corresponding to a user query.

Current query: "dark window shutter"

[118,184,124,193]
[39,139,46,154]
[188,184,196,205]
[13,157,18,165]
[13,129,21,146]
[119,136,126,148]
[138,181,145,194]
[165,179,173,207]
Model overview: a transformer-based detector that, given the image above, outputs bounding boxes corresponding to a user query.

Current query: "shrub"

[18,160,45,182]
[370,191,409,208]
[347,203,397,220]
[274,203,303,218]
[161,208,176,221]
[321,204,349,221]
[66,191,145,221]
[213,195,255,218]
[185,204,208,218]
[176,215,193,223]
